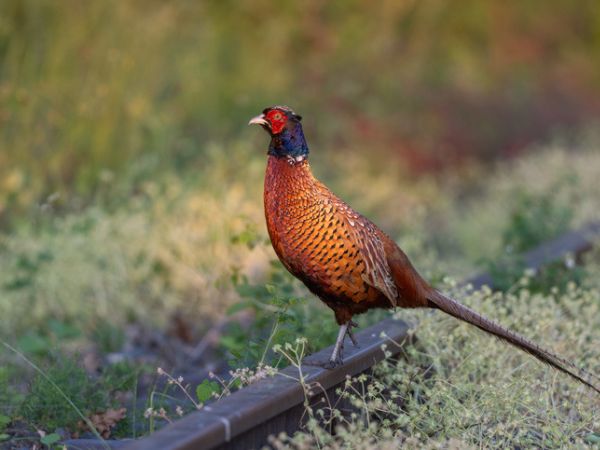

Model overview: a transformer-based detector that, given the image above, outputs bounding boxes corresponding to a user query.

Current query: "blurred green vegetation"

[480,175,579,291]
[2,0,600,226]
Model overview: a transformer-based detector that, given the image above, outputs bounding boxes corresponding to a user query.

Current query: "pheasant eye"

[272,112,282,120]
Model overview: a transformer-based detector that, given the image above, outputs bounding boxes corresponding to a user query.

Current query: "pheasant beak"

[248,114,270,128]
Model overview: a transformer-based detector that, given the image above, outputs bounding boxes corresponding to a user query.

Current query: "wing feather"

[339,206,399,307]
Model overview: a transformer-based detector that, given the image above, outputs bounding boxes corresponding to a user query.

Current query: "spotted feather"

[335,203,399,307]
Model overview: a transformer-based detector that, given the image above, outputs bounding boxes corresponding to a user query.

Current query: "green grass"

[2,343,142,439]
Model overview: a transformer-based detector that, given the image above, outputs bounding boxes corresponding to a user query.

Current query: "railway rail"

[63,221,600,450]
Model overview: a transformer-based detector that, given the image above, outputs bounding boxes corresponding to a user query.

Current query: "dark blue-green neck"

[268,121,309,159]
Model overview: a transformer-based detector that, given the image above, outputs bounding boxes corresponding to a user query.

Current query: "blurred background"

[3,0,600,220]
[1,0,600,436]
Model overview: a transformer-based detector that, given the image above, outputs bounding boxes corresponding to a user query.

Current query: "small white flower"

[565,255,575,269]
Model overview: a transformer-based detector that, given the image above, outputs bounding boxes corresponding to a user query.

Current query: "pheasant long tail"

[427,290,600,394]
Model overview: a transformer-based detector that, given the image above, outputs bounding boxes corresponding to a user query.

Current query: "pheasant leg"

[328,323,349,367]
[347,320,359,347]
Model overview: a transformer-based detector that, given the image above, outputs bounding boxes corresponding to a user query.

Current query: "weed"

[273,281,600,449]
[18,358,107,432]
[102,361,141,397]
[223,255,390,370]
[0,366,23,420]
[92,323,126,354]
[3,347,140,445]
[222,261,334,368]
[481,177,581,292]
[502,177,575,254]
[145,364,278,432]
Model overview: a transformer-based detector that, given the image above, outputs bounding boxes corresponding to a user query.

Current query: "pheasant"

[249,105,599,393]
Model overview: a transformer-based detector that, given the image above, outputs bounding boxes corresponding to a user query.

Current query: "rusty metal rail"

[63,221,600,450]
[126,318,409,450]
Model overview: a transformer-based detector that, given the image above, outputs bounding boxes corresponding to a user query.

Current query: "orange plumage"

[264,155,427,325]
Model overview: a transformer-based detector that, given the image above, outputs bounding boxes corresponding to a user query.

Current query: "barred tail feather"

[427,290,600,394]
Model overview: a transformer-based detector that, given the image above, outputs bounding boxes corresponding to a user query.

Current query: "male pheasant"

[249,105,599,393]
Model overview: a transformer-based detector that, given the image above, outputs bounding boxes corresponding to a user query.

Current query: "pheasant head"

[249,105,309,160]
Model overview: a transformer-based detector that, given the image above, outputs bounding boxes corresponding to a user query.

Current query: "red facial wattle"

[266,110,287,135]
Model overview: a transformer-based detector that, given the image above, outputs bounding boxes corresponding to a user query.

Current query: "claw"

[326,358,343,369]
[321,322,359,369]
[304,358,342,369]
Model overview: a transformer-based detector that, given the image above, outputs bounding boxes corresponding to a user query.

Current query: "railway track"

[63,222,600,450]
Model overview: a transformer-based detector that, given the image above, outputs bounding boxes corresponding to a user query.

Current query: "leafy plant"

[102,361,142,395]
[2,249,53,291]
[196,380,221,404]
[482,178,580,292]
[40,432,61,447]
[502,178,575,253]
[222,261,338,368]
[16,356,138,437]
[91,322,126,354]
[0,366,22,421]
[18,358,107,431]
[0,413,10,445]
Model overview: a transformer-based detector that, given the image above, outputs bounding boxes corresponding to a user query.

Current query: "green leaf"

[0,414,9,429]
[265,284,277,295]
[48,319,81,339]
[0,434,9,442]
[196,380,220,403]
[220,335,244,354]
[40,432,61,445]
[17,332,50,355]
[585,433,600,444]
